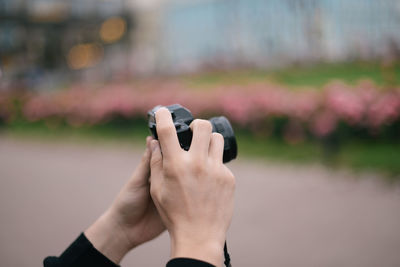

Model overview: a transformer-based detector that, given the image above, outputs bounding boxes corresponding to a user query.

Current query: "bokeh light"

[99,17,126,44]
[67,43,104,70]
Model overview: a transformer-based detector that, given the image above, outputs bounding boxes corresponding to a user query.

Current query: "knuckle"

[191,119,201,126]
[192,161,206,175]
[164,162,179,177]
[149,183,157,196]
[159,193,169,206]
[163,168,175,178]
[150,155,162,168]
[150,183,160,200]
[212,132,224,143]
[193,119,212,132]
[202,120,213,132]
[192,152,206,164]
[229,174,236,189]
[209,158,221,169]
[212,132,223,139]
[163,155,186,178]
[156,125,171,136]
[218,169,235,188]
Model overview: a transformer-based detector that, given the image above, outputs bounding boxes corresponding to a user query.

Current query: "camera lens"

[148,104,238,163]
[209,116,237,163]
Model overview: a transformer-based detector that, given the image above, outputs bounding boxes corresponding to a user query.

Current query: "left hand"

[85,137,165,264]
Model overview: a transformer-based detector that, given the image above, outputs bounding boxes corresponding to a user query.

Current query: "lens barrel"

[209,116,237,163]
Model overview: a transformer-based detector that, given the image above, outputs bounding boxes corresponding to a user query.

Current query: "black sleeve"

[44,233,215,267]
[167,258,215,267]
[43,233,119,267]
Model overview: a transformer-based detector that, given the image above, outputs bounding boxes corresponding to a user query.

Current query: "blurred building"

[0,0,136,90]
[152,0,400,74]
[1,0,400,89]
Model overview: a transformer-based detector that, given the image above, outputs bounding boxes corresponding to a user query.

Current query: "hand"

[149,108,235,267]
[85,137,165,264]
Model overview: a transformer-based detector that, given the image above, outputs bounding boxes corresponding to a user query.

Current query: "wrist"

[84,209,133,264]
[170,235,224,267]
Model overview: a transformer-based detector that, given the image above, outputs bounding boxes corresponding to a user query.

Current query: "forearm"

[84,209,132,264]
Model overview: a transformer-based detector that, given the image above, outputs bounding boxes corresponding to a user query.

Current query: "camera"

[148,104,237,163]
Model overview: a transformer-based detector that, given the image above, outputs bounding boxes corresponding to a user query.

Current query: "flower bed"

[1,80,399,142]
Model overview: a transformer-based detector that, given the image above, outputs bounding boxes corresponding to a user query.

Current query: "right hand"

[149,107,235,267]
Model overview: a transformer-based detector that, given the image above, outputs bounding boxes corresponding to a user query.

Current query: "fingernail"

[155,107,166,114]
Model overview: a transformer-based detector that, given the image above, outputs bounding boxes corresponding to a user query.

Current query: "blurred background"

[1,0,400,266]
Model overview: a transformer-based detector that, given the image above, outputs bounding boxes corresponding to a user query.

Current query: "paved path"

[1,137,400,267]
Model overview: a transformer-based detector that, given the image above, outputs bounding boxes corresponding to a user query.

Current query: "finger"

[155,107,181,159]
[209,132,224,162]
[138,136,153,175]
[150,140,163,185]
[189,119,212,158]
[146,135,153,146]
[127,137,152,188]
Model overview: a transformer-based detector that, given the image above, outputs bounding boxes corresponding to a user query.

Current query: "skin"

[150,108,236,267]
[85,136,165,264]
[84,107,235,267]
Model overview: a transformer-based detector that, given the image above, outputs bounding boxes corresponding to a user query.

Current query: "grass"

[338,142,400,176]
[2,120,400,178]
[182,61,400,88]
[0,119,150,145]
[237,131,400,177]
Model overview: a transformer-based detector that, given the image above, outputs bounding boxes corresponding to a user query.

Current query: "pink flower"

[311,110,338,137]
[324,81,364,124]
[16,79,400,138]
[367,92,400,128]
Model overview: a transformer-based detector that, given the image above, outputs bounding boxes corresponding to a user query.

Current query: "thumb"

[150,140,163,182]
[150,140,163,201]
[127,136,152,188]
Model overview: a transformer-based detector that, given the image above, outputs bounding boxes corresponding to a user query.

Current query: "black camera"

[148,104,237,163]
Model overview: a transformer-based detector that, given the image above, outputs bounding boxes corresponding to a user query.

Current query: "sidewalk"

[1,137,399,267]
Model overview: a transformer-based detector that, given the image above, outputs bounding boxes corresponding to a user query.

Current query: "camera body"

[148,104,237,163]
